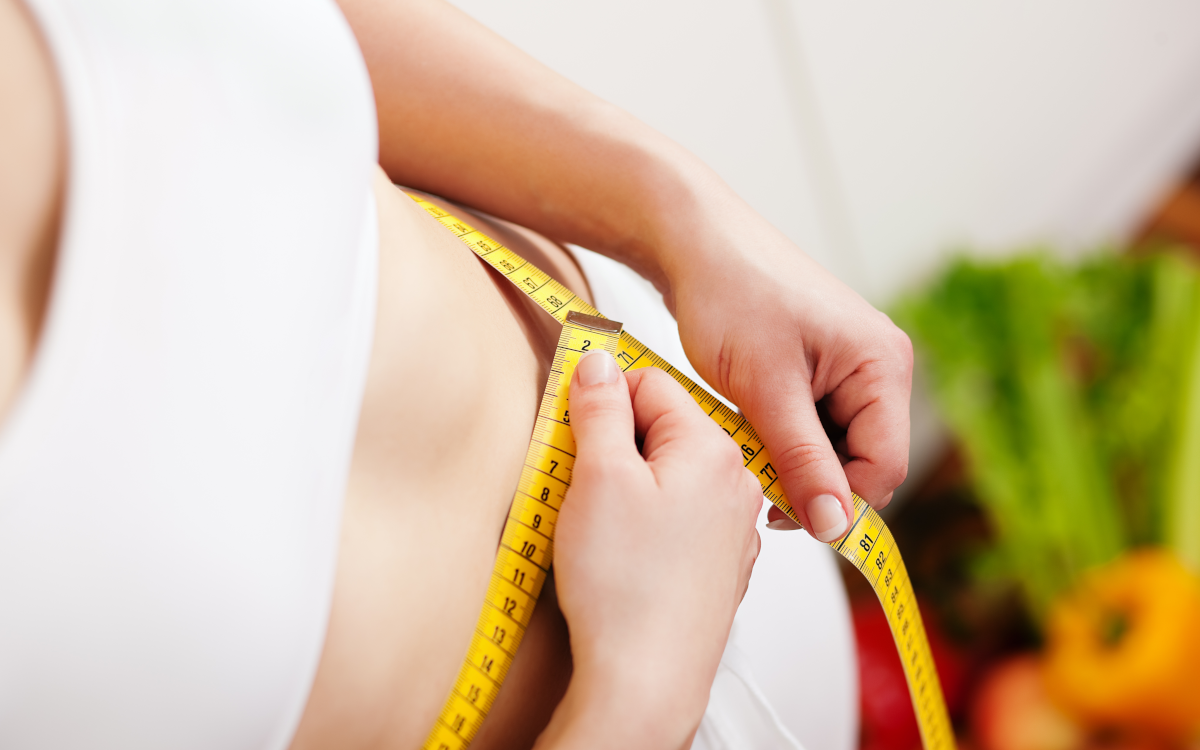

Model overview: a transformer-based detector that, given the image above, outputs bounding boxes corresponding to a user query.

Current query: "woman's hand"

[658,183,914,542]
[535,351,762,750]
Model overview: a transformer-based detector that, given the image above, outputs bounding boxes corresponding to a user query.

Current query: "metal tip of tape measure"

[565,310,623,333]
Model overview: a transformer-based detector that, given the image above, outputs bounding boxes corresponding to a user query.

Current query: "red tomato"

[854,598,968,750]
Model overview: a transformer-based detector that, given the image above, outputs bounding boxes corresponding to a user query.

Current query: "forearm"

[335,0,914,549]
[336,0,744,294]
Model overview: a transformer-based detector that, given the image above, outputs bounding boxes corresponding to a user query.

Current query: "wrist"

[534,652,707,750]
[605,139,794,315]
[563,104,726,300]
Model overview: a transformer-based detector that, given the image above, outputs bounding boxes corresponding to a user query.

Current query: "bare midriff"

[288,172,588,750]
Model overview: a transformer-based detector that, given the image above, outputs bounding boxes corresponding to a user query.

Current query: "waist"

[290,176,589,750]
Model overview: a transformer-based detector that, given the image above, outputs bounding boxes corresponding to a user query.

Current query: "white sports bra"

[0,1,378,747]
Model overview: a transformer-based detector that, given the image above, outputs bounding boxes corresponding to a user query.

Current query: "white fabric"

[693,624,805,750]
[0,1,378,748]
[571,246,858,750]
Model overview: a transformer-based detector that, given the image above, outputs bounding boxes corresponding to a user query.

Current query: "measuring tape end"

[565,311,622,334]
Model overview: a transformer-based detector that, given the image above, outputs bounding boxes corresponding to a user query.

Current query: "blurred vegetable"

[971,654,1085,750]
[894,251,1200,619]
[1165,294,1200,571]
[1043,549,1200,739]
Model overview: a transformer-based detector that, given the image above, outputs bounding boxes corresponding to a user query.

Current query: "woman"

[0,0,913,747]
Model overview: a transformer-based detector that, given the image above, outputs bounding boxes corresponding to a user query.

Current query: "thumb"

[568,350,639,462]
[742,379,853,543]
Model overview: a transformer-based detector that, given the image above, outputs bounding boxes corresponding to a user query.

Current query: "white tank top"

[0,1,378,748]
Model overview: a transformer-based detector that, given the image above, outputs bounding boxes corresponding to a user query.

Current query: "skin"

[1,0,913,746]
[0,0,62,423]
[289,179,603,749]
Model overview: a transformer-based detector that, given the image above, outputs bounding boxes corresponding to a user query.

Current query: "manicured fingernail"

[809,494,849,542]
[576,350,619,386]
[766,518,802,531]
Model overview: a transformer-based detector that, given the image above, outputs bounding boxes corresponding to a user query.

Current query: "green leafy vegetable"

[894,250,1200,622]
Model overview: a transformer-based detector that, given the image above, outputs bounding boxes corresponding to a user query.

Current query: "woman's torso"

[0,0,582,746]
[289,175,587,750]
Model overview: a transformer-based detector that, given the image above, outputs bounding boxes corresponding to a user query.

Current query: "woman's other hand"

[536,352,762,750]
[661,187,914,542]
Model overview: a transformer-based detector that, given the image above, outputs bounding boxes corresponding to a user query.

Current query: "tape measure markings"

[424,203,598,326]
[612,332,789,505]
[409,192,955,750]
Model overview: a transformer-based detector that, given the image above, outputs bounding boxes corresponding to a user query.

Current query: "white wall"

[781,0,1200,300]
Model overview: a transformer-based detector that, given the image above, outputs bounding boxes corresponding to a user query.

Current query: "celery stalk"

[1166,280,1200,571]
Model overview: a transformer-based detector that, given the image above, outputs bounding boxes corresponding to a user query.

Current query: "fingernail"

[809,494,849,542]
[766,518,802,531]
[576,350,619,386]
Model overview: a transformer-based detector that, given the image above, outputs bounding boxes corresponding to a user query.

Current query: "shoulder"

[0,0,65,421]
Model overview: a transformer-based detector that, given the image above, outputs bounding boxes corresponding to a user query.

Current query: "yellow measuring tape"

[410,193,955,750]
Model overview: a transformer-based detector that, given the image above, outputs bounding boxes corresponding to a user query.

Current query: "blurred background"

[449,2,1200,749]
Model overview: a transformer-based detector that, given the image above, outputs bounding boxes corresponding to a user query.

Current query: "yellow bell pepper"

[1043,549,1200,739]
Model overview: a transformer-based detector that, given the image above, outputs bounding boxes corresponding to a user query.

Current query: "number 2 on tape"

[412,192,955,750]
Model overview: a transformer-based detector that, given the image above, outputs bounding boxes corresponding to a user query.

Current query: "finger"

[823,353,912,508]
[743,410,805,532]
[765,505,802,531]
[624,367,729,463]
[739,530,761,604]
[740,491,763,602]
[739,371,853,543]
[568,350,640,463]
